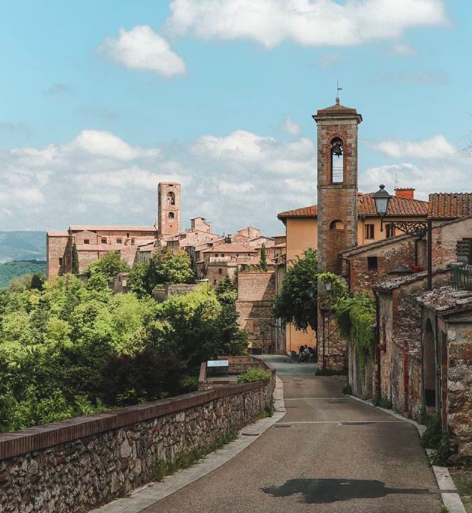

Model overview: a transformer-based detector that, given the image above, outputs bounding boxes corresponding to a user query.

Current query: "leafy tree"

[259,244,268,272]
[72,243,80,275]
[273,248,318,332]
[30,273,46,291]
[147,251,194,289]
[86,251,130,280]
[127,262,149,298]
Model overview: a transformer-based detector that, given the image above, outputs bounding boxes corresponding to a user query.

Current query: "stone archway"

[424,319,436,412]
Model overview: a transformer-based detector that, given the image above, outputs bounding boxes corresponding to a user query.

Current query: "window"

[330,137,344,183]
[101,237,107,244]
[59,257,63,266]
[84,239,90,245]
[214,254,218,257]
[116,238,122,244]
[365,224,375,240]
[386,225,396,238]
[168,212,175,219]
[127,232,130,238]
[167,191,176,205]
[213,279,217,285]
[218,268,223,275]
[367,256,378,271]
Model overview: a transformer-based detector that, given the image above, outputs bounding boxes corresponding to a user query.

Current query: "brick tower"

[313,99,362,274]
[158,182,181,239]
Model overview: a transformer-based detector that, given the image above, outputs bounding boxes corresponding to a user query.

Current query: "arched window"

[168,212,175,219]
[331,137,344,184]
[167,192,176,205]
[330,220,345,231]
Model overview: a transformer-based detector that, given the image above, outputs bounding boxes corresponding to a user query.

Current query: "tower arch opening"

[167,191,176,205]
[330,220,345,231]
[330,137,344,184]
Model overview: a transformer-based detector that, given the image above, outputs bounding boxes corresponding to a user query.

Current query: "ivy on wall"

[334,293,376,366]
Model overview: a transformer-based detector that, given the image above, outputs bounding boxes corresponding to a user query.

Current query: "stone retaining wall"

[0,369,275,513]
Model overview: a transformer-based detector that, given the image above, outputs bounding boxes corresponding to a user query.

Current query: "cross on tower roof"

[336,81,343,105]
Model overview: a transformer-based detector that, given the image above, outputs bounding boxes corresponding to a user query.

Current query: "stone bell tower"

[158,182,181,239]
[313,99,362,274]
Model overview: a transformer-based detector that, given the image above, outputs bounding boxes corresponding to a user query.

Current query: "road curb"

[348,395,467,513]
[91,377,286,513]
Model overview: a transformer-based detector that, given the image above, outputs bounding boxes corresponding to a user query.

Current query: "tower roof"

[313,101,363,123]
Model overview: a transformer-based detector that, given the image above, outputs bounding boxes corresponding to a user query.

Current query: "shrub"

[237,368,271,384]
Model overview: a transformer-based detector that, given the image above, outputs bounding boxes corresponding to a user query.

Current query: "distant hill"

[0,231,46,264]
[0,260,47,288]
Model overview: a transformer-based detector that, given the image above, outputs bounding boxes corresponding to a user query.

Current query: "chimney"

[395,188,415,200]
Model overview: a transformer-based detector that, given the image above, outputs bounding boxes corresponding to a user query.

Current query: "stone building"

[236,271,278,354]
[277,98,428,357]
[47,182,188,277]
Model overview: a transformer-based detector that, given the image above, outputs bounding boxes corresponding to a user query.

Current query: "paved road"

[146,356,441,513]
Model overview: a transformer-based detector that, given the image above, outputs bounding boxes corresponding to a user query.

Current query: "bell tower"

[313,99,362,273]
[158,182,181,239]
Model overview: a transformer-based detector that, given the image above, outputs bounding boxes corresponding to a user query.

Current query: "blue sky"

[0,0,470,234]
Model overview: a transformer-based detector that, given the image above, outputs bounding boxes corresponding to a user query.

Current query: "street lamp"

[373,185,391,229]
[373,184,432,290]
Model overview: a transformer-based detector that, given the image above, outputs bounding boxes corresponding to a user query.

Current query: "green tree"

[127,262,150,298]
[259,244,268,272]
[86,252,130,280]
[72,243,80,275]
[146,251,194,291]
[30,273,46,291]
[273,248,318,332]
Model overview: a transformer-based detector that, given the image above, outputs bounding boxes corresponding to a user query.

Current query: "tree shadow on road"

[262,478,434,504]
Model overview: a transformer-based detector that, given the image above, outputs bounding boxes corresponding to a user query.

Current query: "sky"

[0,0,471,235]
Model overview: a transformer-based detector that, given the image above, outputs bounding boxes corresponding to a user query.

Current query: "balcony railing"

[452,265,472,291]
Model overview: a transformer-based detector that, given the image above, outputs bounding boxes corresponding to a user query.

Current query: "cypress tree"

[72,243,79,274]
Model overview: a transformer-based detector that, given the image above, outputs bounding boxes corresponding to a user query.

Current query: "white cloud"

[377,67,448,85]
[392,43,417,55]
[280,115,302,136]
[1,128,317,234]
[218,181,255,194]
[100,25,186,77]
[317,52,343,68]
[367,134,457,160]
[166,0,448,49]
[360,162,470,200]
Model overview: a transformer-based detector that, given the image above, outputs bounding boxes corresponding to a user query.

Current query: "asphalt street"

[146,356,441,513]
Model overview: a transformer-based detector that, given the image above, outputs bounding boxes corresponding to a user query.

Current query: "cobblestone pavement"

[146,356,441,513]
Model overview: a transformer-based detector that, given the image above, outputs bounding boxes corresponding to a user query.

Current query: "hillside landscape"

[0,231,47,287]
[0,231,46,263]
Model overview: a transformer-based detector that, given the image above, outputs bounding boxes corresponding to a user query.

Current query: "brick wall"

[431,217,472,267]
[344,237,419,294]
[47,235,70,277]
[237,272,276,352]
[0,371,275,513]
[315,110,361,274]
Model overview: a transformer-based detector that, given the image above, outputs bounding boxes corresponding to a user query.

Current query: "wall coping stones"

[0,374,274,461]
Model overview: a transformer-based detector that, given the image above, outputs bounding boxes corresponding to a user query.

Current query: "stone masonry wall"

[0,374,275,513]
[447,321,472,460]
[237,272,277,352]
[345,237,418,294]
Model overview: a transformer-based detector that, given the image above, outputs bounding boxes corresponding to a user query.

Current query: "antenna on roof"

[336,81,343,105]
[395,173,399,189]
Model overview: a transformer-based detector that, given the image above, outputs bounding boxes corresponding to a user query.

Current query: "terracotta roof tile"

[206,243,257,254]
[278,193,428,220]
[428,193,472,219]
[69,225,157,232]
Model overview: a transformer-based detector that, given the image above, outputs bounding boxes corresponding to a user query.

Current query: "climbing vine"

[334,293,376,366]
